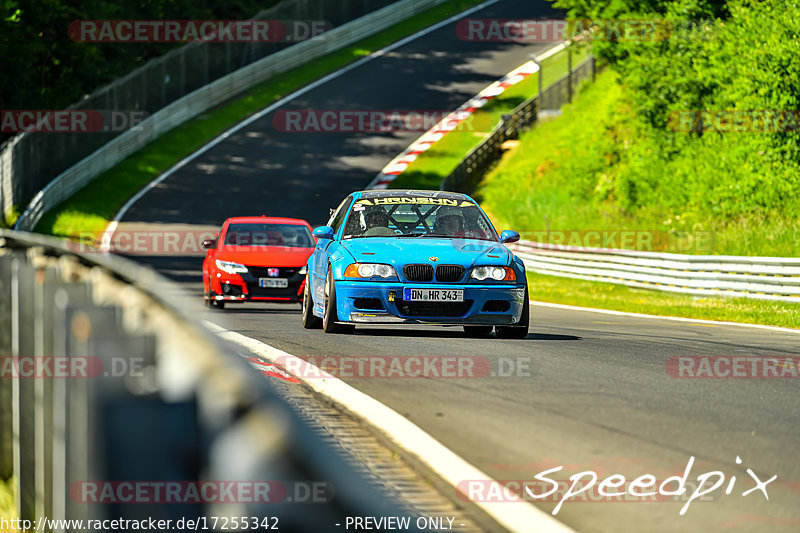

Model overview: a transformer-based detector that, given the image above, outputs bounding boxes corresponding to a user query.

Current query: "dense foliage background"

[0,0,278,112]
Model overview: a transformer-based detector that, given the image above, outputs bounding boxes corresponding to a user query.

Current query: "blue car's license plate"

[404,288,464,302]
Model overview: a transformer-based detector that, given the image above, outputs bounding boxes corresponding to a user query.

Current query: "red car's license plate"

[259,278,288,288]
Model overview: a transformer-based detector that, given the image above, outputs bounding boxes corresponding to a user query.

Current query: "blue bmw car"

[301,190,529,338]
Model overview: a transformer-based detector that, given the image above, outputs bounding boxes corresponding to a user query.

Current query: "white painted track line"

[204,321,575,533]
[531,300,800,335]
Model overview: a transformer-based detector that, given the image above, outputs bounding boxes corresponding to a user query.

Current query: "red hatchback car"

[202,216,315,309]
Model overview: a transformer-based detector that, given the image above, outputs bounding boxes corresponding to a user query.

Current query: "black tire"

[302,279,322,329]
[322,267,354,334]
[495,283,529,339]
[463,325,493,337]
[208,291,225,310]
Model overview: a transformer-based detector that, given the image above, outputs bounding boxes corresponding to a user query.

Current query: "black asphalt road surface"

[116,0,800,531]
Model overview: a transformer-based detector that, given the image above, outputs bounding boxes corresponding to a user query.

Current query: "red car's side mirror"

[202,238,217,249]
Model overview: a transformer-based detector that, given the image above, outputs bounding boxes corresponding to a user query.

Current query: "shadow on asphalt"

[527,333,582,341]
[211,307,302,315]
[347,328,582,341]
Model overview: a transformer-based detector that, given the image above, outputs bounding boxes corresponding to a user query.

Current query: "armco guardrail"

[9,0,450,231]
[442,54,596,193]
[509,240,800,303]
[0,229,422,530]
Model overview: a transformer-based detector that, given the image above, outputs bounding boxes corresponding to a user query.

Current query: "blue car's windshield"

[341,199,498,241]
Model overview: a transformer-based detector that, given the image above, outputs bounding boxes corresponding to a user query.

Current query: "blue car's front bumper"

[334,280,527,325]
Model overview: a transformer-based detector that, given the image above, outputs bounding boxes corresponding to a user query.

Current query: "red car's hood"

[213,246,313,267]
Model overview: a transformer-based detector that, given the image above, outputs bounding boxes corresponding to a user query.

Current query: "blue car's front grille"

[403,264,434,281]
[435,265,464,282]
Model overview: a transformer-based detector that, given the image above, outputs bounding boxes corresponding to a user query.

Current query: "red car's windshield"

[223,223,313,247]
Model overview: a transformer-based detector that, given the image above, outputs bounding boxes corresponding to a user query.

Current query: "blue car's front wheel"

[323,267,355,334]
[495,281,530,339]
[302,279,321,329]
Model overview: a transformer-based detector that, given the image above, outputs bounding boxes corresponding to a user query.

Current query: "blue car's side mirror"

[313,225,335,240]
[500,230,520,244]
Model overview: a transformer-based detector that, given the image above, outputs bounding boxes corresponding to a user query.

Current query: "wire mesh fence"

[0,0,398,225]
[442,55,597,193]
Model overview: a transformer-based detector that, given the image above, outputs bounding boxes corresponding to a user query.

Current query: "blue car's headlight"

[216,260,248,274]
[471,266,516,282]
[345,263,397,279]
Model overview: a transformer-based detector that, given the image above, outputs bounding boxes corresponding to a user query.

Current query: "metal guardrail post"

[530,55,542,105]
[37,264,60,524]
[567,47,573,104]
[13,254,37,522]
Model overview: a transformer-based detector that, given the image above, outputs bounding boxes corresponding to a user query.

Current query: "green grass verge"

[478,69,800,257]
[34,0,487,239]
[387,43,591,190]
[484,70,799,323]
[527,272,800,329]
[0,477,15,523]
